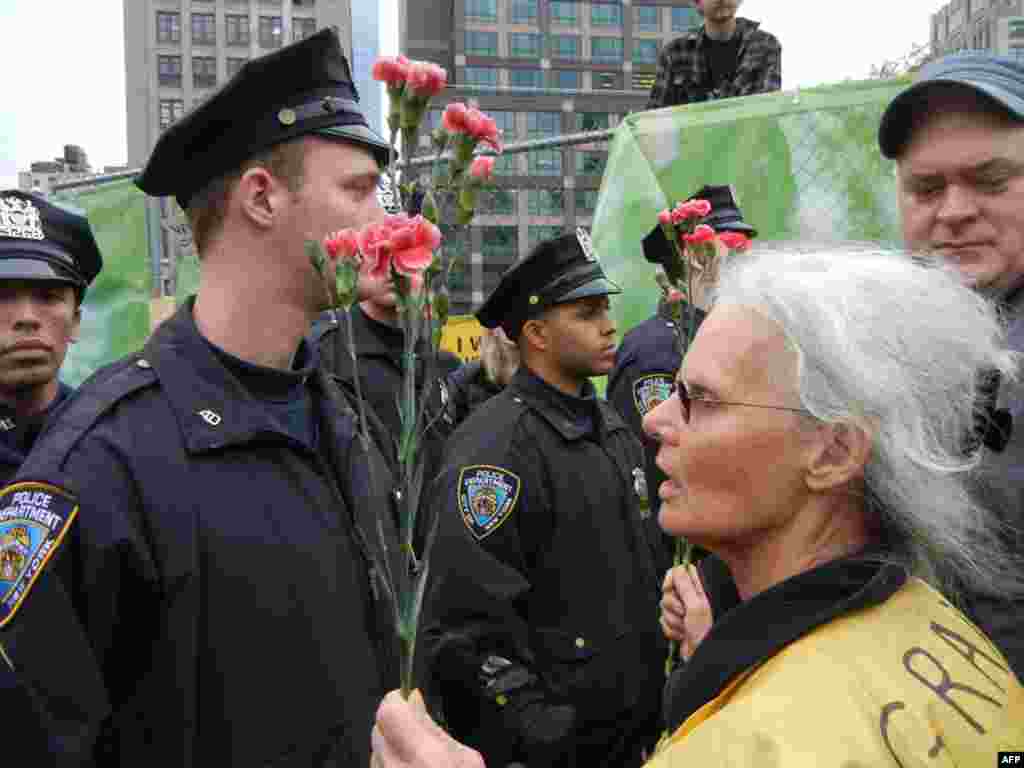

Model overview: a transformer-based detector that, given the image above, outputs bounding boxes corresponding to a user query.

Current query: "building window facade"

[575,188,599,214]
[575,112,610,132]
[482,188,517,215]
[550,69,581,89]
[193,56,217,87]
[672,7,701,33]
[550,34,581,59]
[158,55,183,86]
[575,150,607,175]
[528,149,563,176]
[465,0,498,22]
[482,226,519,261]
[159,99,185,130]
[192,13,216,45]
[157,12,181,43]
[293,17,317,41]
[594,71,623,89]
[490,110,517,138]
[633,39,659,64]
[227,57,248,79]
[226,15,250,45]
[529,225,564,248]
[494,153,519,174]
[260,16,283,48]
[509,32,542,58]
[509,68,544,88]
[550,1,578,25]
[509,0,539,24]
[527,111,561,138]
[463,66,499,86]
[635,6,660,32]
[465,30,498,56]
[592,37,623,62]
[527,189,564,215]
[591,2,623,27]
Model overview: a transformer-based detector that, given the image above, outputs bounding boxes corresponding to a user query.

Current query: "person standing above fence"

[0,28,404,765]
[647,0,781,110]
[0,191,102,484]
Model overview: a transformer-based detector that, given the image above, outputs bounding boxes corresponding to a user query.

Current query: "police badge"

[0,482,79,629]
[633,373,675,417]
[458,465,521,541]
[0,195,46,241]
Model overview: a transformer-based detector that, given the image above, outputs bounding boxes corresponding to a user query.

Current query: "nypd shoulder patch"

[458,465,521,541]
[0,482,78,629]
[633,373,675,417]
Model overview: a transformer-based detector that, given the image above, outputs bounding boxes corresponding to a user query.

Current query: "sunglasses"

[673,380,811,423]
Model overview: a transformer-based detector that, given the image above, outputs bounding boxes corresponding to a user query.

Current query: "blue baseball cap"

[879,52,1024,159]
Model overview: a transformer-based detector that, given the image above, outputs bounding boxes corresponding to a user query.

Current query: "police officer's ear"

[520,316,552,354]
[234,166,288,230]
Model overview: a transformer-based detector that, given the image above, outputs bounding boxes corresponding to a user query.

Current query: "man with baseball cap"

[0,191,102,483]
[0,28,403,764]
[879,52,1024,676]
[421,231,668,768]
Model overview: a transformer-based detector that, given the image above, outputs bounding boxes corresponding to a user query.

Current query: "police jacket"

[437,360,504,440]
[313,304,461,473]
[608,301,705,530]
[0,300,401,766]
[0,381,72,485]
[423,367,670,767]
[652,551,1024,766]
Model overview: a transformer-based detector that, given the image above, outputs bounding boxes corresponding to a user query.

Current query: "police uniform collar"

[144,298,316,453]
[135,27,390,208]
[510,367,604,440]
[665,546,906,732]
[0,381,73,459]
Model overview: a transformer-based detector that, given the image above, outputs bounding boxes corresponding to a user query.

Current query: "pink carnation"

[406,61,447,97]
[323,229,360,261]
[683,224,717,245]
[719,231,752,252]
[357,221,394,280]
[658,209,674,226]
[371,55,411,86]
[442,102,469,133]
[469,156,495,181]
[390,215,441,277]
[689,199,712,218]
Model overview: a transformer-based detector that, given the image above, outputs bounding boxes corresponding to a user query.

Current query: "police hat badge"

[576,226,599,263]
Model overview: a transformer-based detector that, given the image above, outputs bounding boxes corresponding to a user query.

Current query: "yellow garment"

[647,578,1024,767]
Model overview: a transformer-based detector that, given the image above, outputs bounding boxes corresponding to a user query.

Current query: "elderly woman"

[439,326,520,437]
[370,247,1024,767]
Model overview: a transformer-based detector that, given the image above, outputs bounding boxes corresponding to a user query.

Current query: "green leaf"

[335,260,359,309]
[306,240,326,275]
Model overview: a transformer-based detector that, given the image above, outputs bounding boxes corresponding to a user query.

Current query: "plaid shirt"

[647,18,782,109]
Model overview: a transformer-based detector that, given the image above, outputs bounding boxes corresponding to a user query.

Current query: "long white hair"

[713,244,1024,603]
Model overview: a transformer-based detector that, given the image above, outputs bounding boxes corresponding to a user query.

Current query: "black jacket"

[437,360,504,440]
[0,382,73,485]
[0,300,400,766]
[422,368,670,767]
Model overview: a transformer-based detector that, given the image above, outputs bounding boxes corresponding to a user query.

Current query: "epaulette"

[31,354,159,471]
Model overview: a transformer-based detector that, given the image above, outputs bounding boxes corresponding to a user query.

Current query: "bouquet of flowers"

[307,55,503,699]
[653,199,750,681]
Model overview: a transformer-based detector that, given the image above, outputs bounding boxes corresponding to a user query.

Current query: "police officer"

[0,29,402,765]
[422,231,668,768]
[608,185,756,527]
[0,191,102,483]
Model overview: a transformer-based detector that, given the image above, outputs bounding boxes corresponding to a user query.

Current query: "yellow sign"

[441,314,484,362]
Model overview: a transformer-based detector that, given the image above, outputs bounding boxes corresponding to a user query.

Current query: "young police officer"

[423,232,667,768]
[0,29,401,765]
[0,191,102,483]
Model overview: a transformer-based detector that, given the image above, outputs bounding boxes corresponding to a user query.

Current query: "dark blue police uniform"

[0,28,400,766]
[0,381,72,484]
[423,233,668,768]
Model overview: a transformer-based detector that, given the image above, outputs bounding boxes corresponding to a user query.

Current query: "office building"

[931,0,1024,58]
[399,0,703,312]
[124,0,353,169]
[352,0,385,134]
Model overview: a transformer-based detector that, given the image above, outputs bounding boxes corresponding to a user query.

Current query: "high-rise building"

[931,0,1024,58]
[124,0,353,169]
[352,1,384,134]
[399,0,703,312]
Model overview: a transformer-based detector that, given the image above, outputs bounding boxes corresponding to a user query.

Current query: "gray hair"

[479,327,520,388]
[712,244,1024,603]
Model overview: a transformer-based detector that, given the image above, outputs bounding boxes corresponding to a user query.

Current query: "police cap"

[0,190,103,297]
[643,184,756,268]
[136,26,391,209]
[476,229,621,340]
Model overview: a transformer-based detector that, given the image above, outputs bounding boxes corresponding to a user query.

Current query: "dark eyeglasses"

[672,380,812,423]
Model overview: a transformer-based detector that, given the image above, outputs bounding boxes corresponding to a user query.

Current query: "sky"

[0,0,942,190]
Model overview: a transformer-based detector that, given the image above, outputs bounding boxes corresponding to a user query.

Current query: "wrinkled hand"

[371,690,486,768]
[660,564,712,660]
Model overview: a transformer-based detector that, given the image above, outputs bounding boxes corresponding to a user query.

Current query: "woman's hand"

[660,563,712,660]
[371,690,486,768]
